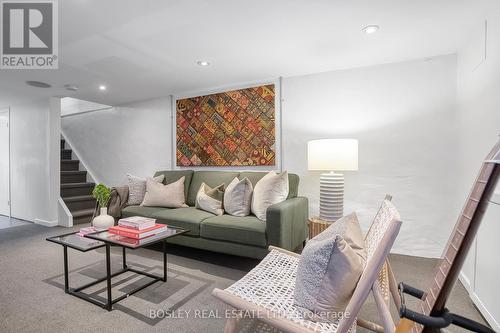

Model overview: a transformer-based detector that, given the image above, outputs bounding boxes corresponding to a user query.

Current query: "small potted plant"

[91,183,114,230]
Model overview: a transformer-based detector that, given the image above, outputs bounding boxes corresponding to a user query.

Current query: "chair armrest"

[266,196,308,251]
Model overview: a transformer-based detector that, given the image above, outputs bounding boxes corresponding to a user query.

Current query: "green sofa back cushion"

[238,171,299,199]
[153,170,300,206]
[153,170,194,201]
[187,171,240,206]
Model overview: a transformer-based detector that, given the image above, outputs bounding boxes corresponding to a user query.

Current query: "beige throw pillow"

[195,183,225,216]
[251,171,289,221]
[127,174,165,205]
[141,176,186,208]
[224,177,253,217]
[294,212,366,321]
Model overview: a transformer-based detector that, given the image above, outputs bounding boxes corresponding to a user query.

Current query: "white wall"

[282,55,458,257]
[61,97,111,117]
[62,97,172,187]
[456,6,500,330]
[459,12,500,290]
[10,98,60,224]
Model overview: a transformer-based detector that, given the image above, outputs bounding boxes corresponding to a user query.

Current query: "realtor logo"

[1,0,58,69]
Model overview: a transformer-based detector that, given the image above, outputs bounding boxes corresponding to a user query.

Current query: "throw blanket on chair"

[92,186,129,221]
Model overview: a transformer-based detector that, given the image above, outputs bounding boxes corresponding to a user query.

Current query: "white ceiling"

[0,0,493,107]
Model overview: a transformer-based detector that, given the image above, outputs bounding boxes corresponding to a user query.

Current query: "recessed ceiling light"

[64,84,79,91]
[197,60,210,67]
[26,80,51,88]
[99,85,107,91]
[362,25,380,34]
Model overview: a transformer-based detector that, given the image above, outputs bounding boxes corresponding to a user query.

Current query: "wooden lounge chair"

[213,195,403,333]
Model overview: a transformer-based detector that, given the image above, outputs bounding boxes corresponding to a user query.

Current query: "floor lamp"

[308,139,358,222]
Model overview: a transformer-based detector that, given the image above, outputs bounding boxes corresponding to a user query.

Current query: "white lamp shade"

[308,139,358,171]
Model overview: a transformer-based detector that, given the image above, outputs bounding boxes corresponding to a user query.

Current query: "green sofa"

[121,170,308,259]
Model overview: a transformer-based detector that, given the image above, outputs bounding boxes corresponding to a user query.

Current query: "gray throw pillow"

[127,174,164,205]
[195,183,225,216]
[294,212,366,322]
[224,177,253,217]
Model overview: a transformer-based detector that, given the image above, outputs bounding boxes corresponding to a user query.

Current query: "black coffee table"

[47,226,188,311]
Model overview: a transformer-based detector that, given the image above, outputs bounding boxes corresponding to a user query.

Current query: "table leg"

[163,240,167,282]
[105,244,112,311]
[63,245,69,293]
[122,247,127,269]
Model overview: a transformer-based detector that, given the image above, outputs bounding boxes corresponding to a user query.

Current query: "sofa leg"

[224,316,241,333]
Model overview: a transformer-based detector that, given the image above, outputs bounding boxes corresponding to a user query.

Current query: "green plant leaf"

[92,183,111,208]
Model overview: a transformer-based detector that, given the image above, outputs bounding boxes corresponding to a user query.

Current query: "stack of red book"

[109,216,167,239]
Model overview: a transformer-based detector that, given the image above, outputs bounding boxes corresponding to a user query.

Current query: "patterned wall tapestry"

[176,84,276,166]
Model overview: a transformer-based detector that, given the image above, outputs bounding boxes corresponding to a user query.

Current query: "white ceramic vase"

[92,207,114,230]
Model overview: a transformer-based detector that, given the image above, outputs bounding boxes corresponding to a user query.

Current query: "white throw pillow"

[141,176,186,208]
[127,174,165,205]
[195,183,225,216]
[224,177,253,217]
[294,212,366,321]
[251,171,289,221]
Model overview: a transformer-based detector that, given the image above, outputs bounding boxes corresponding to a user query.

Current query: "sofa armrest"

[266,196,308,251]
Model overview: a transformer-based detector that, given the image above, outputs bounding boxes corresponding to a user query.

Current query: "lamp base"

[319,172,344,222]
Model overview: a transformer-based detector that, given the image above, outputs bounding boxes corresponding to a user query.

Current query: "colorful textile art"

[176,84,276,166]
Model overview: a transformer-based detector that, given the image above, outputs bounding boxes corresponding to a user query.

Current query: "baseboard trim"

[459,271,472,293]
[34,218,58,227]
[470,291,500,332]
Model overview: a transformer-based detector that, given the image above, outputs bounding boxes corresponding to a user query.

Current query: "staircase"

[60,138,96,225]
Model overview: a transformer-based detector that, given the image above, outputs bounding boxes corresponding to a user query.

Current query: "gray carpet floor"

[0,223,487,333]
[0,215,30,229]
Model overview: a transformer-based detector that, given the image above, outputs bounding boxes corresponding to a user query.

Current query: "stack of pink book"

[109,216,167,239]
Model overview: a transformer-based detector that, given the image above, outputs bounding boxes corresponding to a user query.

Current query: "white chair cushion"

[294,212,366,320]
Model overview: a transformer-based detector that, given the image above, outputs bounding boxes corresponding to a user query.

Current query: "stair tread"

[63,195,95,202]
[61,170,87,174]
[61,160,79,163]
[61,182,95,188]
[72,208,95,217]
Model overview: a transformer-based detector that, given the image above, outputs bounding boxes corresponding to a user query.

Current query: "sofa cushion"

[187,171,239,206]
[239,171,299,199]
[122,205,167,218]
[154,170,194,201]
[201,215,267,247]
[151,207,214,236]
